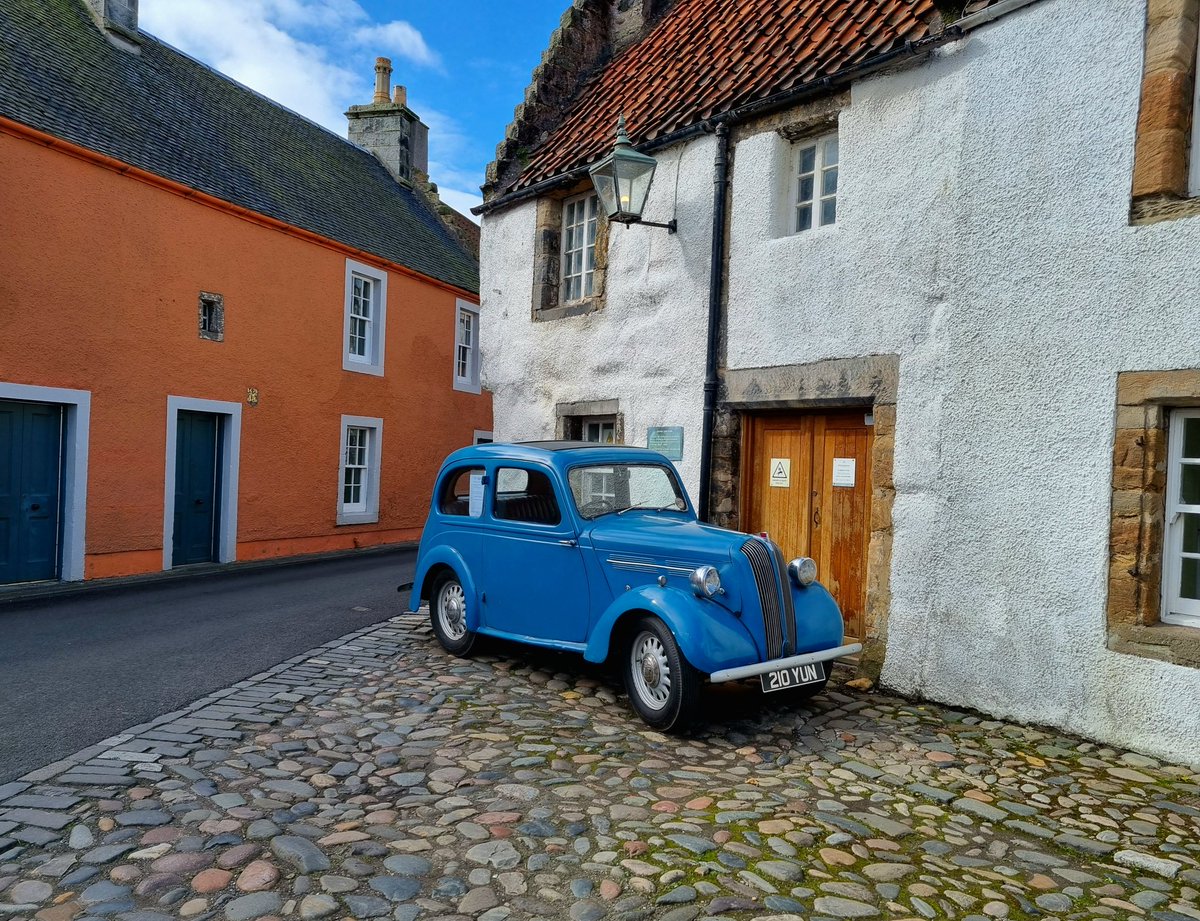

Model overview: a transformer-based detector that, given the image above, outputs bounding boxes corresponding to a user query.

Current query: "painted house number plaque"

[832,457,857,487]
[769,458,791,488]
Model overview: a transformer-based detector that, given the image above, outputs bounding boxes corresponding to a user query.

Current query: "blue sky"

[139,0,568,219]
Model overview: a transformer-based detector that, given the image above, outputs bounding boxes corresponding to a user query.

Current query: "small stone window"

[792,131,839,233]
[1106,370,1200,669]
[556,399,623,443]
[198,292,224,341]
[532,185,608,321]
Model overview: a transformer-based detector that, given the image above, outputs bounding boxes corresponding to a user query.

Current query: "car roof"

[441,441,666,471]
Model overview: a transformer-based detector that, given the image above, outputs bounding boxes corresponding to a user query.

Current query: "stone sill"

[534,296,604,322]
[1108,622,1200,669]
[1131,194,1200,226]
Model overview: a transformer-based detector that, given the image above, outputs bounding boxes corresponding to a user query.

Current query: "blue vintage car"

[408,442,861,730]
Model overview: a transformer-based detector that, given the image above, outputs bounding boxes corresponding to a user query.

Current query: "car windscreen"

[567,463,687,519]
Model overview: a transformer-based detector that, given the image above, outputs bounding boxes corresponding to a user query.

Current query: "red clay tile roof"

[504,0,989,194]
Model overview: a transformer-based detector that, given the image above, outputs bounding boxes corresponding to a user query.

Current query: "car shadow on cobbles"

[1,613,1198,921]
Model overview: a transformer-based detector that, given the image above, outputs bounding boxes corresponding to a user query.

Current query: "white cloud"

[352,21,441,70]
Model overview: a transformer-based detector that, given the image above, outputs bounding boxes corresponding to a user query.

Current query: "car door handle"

[29,503,40,512]
[558,539,577,547]
[194,499,204,507]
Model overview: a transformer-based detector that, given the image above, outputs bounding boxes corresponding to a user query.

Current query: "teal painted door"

[0,400,64,584]
[173,411,220,566]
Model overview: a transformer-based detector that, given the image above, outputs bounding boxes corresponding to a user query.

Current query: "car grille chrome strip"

[741,538,784,659]
[607,558,696,576]
[771,542,797,655]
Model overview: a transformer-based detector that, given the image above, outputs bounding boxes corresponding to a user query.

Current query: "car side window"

[493,467,562,525]
[440,467,485,516]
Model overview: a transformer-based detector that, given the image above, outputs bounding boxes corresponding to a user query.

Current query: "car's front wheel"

[430,570,476,657]
[623,615,701,732]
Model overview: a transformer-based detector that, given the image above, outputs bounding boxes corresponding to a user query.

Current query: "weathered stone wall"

[485,0,676,200]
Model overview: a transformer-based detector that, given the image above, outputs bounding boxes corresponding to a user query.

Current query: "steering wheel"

[578,499,616,517]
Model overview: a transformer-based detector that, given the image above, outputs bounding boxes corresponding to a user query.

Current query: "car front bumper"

[707,642,863,684]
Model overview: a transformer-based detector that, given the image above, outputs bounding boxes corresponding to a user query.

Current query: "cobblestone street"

[2,614,1198,921]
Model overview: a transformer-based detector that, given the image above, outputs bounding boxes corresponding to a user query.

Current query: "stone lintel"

[723,354,899,409]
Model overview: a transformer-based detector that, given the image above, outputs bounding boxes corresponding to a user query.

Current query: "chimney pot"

[373,57,393,105]
[347,57,427,184]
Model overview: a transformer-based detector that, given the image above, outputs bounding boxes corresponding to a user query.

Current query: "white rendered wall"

[482,0,1200,765]
[481,136,717,497]
[728,0,1200,765]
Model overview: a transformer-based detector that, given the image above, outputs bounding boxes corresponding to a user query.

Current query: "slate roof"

[506,0,994,193]
[0,0,479,294]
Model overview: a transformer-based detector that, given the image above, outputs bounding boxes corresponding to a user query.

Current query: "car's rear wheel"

[623,615,701,732]
[430,570,476,656]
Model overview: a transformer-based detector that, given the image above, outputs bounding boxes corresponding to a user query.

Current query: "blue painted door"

[482,465,590,644]
[173,411,220,566]
[0,400,64,584]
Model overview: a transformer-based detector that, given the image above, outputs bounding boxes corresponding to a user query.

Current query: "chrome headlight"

[788,557,818,587]
[689,565,721,597]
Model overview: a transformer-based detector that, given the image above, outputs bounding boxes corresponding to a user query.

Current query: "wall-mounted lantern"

[588,115,676,233]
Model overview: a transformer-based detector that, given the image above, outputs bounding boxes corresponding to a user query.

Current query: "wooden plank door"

[173,411,221,566]
[743,410,873,640]
[0,400,64,584]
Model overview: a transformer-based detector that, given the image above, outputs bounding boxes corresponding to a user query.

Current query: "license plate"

[760,661,826,693]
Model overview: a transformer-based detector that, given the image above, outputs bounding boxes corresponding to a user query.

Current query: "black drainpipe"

[697,121,730,523]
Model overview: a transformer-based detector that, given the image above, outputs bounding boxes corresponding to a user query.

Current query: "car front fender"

[583,585,759,675]
[792,580,846,652]
[410,546,481,630]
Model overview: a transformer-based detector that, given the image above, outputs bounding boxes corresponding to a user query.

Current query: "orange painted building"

[0,0,491,584]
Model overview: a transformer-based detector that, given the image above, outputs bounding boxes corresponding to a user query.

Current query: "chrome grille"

[771,542,798,654]
[741,537,786,659]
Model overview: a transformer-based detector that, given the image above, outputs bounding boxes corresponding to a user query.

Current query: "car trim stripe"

[607,558,696,576]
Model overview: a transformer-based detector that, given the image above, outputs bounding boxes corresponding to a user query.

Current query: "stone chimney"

[346,57,429,185]
[85,0,141,50]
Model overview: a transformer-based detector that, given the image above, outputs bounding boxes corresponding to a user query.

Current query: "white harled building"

[477,0,1200,765]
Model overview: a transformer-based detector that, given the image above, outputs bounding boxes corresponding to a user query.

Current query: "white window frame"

[581,415,617,444]
[342,259,387,376]
[337,415,383,525]
[1163,408,1200,627]
[561,192,599,302]
[453,299,481,394]
[792,131,839,234]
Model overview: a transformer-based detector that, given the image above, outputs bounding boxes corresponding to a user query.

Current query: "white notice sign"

[468,473,485,517]
[769,458,791,488]
[832,457,857,488]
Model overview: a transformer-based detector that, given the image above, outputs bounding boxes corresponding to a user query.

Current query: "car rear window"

[493,467,561,525]
[439,467,484,516]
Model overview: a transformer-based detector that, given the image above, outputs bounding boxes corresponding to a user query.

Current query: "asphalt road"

[0,548,416,782]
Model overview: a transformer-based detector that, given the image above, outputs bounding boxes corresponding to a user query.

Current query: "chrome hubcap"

[641,653,661,686]
[630,631,671,711]
[438,582,467,640]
